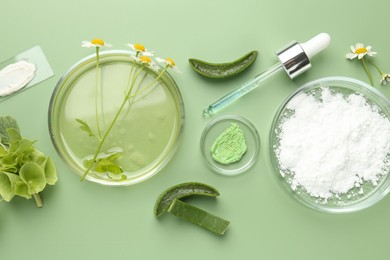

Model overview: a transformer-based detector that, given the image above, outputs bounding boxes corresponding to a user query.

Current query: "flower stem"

[33,193,43,208]
[362,57,374,86]
[80,65,144,181]
[369,61,384,75]
[95,47,102,139]
[80,65,169,181]
[130,67,168,98]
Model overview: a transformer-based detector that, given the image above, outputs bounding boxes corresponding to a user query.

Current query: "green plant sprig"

[78,63,169,181]
[0,116,58,207]
[78,40,178,181]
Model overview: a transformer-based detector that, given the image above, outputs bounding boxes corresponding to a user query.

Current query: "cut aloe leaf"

[154,182,220,217]
[167,198,230,236]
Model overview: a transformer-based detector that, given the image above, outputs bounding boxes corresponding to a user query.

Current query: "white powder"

[276,87,390,200]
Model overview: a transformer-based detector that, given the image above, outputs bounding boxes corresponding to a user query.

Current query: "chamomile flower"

[156,57,181,73]
[380,73,390,85]
[346,43,390,87]
[345,43,377,60]
[82,38,112,48]
[361,58,390,86]
[134,55,158,69]
[139,55,152,64]
[127,43,154,56]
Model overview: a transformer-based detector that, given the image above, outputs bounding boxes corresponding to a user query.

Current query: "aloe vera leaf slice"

[188,50,258,79]
[154,182,220,217]
[167,198,230,236]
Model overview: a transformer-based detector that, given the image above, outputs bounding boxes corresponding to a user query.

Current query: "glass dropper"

[203,33,331,117]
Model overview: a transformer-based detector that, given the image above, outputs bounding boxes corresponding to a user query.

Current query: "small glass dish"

[49,50,184,186]
[201,114,260,176]
[269,77,390,213]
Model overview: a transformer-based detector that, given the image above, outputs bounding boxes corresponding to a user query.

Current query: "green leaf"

[106,152,123,161]
[75,118,96,138]
[0,116,19,147]
[83,152,123,175]
[95,158,123,174]
[107,172,127,180]
[1,153,18,173]
[168,198,230,236]
[19,162,46,194]
[0,171,15,201]
[14,180,31,199]
[15,138,35,154]
[30,150,47,165]
[83,158,94,169]
[42,157,58,185]
[0,145,7,157]
[7,128,22,143]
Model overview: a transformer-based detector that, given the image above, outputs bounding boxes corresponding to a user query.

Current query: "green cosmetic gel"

[210,123,247,164]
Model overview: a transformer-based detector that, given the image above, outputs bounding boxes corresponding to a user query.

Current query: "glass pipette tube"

[203,62,283,117]
[202,33,331,117]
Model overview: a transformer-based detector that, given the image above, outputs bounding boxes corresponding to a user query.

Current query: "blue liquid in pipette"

[203,62,283,117]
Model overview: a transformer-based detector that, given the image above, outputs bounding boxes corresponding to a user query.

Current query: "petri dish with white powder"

[269,77,390,213]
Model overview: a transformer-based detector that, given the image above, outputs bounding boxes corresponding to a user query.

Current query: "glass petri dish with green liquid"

[49,50,184,186]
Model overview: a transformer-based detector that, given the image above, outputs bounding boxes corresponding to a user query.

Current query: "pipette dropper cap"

[276,33,331,79]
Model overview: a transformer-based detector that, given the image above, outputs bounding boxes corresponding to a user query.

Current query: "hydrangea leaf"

[30,150,47,165]
[14,138,35,155]
[0,145,7,157]
[7,128,22,143]
[14,180,31,199]
[1,152,18,170]
[0,116,19,147]
[0,171,18,201]
[19,162,46,194]
[42,157,58,185]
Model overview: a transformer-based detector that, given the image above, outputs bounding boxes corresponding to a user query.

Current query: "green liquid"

[51,53,183,184]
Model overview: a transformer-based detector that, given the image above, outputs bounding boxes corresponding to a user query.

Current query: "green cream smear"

[210,123,247,165]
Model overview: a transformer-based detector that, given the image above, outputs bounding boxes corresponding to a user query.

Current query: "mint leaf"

[75,118,96,138]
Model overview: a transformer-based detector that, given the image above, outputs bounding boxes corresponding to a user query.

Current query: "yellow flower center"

[165,58,176,66]
[91,38,105,46]
[355,47,367,54]
[134,44,146,52]
[139,56,151,63]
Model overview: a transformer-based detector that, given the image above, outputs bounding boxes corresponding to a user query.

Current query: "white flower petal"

[156,57,165,63]
[81,41,94,48]
[357,53,366,59]
[356,43,364,49]
[142,51,154,57]
[346,53,357,59]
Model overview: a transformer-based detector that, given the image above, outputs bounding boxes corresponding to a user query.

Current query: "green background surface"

[1,0,390,259]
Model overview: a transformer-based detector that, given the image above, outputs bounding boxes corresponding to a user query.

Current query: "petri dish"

[269,76,390,213]
[200,114,260,176]
[49,50,184,186]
